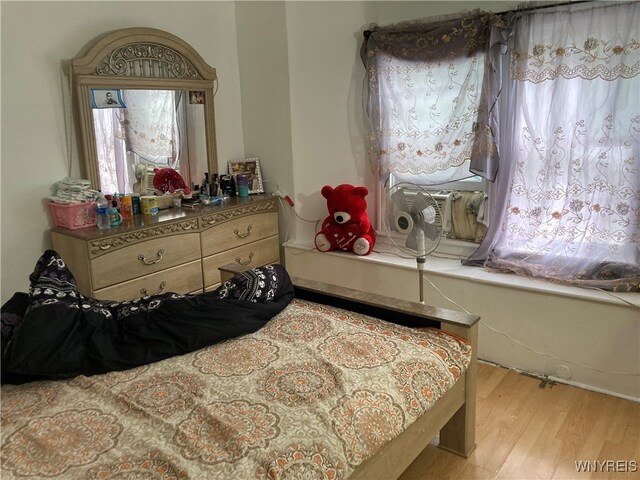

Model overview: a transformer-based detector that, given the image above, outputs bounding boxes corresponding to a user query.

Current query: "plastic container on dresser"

[50,195,280,301]
[48,201,97,230]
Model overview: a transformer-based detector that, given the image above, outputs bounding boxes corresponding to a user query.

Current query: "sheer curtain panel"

[92,109,128,194]
[122,90,179,166]
[468,1,639,291]
[361,11,509,185]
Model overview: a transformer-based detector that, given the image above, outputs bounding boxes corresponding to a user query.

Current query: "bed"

[1,257,478,480]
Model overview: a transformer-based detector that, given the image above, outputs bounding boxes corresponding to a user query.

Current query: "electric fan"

[382,183,444,303]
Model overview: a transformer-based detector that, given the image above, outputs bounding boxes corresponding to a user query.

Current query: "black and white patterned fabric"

[2,250,294,384]
[216,265,280,302]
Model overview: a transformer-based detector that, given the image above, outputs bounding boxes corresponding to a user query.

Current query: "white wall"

[235,1,295,246]
[1,1,245,301]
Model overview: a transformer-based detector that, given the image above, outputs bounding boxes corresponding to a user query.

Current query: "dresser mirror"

[72,27,218,194]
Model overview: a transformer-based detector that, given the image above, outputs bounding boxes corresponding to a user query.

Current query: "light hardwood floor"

[399,363,640,480]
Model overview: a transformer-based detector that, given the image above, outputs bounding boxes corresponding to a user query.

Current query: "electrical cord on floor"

[422,272,640,377]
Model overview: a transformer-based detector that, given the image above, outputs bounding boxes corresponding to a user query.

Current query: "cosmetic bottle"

[132,195,141,215]
[237,174,249,197]
[109,201,123,226]
[121,194,133,219]
[201,173,210,196]
[220,175,236,197]
[211,173,220,196]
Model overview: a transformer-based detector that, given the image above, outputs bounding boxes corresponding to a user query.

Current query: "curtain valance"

[362,11,504,63]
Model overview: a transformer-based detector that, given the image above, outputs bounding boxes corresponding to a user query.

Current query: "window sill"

[283,241,640,308]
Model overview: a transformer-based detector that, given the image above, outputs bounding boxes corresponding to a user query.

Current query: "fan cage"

[381,183,446,257]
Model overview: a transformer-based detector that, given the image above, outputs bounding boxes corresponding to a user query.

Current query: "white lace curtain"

[361,11,508,184]
[93,90,186,193]
[92,108,128,194]
[122,90,179,166]
[466,1,639,291]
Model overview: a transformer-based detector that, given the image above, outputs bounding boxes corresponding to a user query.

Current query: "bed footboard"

[290,277,479,476]
[439,321,478,458]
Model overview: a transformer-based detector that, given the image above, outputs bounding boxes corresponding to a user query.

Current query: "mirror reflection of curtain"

[93,90,190,193]
[122,90,179,166]
[175,92,191,188]
[92,108,128,194]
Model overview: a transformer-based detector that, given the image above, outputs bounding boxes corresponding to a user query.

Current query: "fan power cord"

[274,190,322,231]
[274,190,295,207]
[421,272,640,377]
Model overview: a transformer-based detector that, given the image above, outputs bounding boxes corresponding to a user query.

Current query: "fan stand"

[416,229,426,304]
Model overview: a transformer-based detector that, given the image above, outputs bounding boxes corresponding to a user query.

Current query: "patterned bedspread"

[1,299,471,479]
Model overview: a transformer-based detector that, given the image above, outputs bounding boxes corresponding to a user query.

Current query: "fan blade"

[412,191,431,212]
[405,229,418,251]
[391,188,410,212]
[424,223,439,241]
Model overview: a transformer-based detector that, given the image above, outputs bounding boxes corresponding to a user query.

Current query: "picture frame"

[189,90,205,104]
[91,89,126,109]
[228,157,264,194]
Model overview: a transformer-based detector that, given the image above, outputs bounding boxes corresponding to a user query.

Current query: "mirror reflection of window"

[93,108,128,194]
[93,90,204,194]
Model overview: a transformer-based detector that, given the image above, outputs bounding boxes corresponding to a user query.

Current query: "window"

[363,3,639,291]
[363,13,503,253]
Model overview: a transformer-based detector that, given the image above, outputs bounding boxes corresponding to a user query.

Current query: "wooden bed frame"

[220,266,479,479]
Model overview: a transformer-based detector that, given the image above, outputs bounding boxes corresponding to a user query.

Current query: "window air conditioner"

[400,188,454,237]
[143,166,156,194]
[429,191,454,236]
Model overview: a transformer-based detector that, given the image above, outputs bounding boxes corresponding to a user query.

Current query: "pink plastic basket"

[48,201,97,230]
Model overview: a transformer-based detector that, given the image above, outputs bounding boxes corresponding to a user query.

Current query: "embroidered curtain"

[121,90,179,166]
[361,11,508,184]
[92,109,128,194]
[93,90,188,193]
[466,1,640,291]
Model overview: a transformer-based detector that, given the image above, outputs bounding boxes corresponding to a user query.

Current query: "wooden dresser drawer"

[201,212,278,257]
[93,260,203,301]
[202,236,280,288]
[91,233,201,290]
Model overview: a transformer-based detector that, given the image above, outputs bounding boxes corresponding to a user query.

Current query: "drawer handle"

[140,281,167,296]
[235,252,254,266]
[138,249,164,265]
[233,224,253,238]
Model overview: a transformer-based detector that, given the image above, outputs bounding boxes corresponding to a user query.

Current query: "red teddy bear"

[314,184,376,256]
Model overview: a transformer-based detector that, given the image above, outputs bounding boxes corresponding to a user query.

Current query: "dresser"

[51,195,280,301]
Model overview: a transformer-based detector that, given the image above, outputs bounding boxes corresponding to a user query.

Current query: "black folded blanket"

[1,250,294,384]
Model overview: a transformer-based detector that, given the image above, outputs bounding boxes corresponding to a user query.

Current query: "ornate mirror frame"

[72,27,218,189]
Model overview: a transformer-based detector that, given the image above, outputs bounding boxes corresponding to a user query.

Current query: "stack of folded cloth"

[48,178,98,204]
